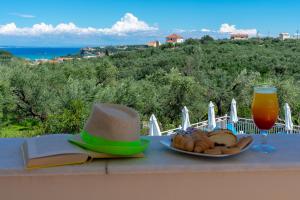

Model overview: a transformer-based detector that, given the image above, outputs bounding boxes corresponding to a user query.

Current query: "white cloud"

[173,29,187,33]
[10,13,35,18]
[100,13,158,35]
[0,23,19,35]
[173,28,198,33]
[201,28,211,32]
[219,24,236,33]
[219,23,257,35]
[0,13,158,36]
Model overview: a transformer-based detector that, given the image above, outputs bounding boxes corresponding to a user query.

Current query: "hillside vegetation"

[0,37,299,137]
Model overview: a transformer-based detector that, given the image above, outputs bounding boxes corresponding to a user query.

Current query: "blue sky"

[0,0,299,46]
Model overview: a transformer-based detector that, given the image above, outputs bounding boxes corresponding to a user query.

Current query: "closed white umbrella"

[149,114,161,136]
[284,103,293,131]
[230,98,238,123]
[181,106,191,131]
[208,101,216,131]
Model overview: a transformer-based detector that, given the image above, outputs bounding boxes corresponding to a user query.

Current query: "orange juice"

[251,87,279,130]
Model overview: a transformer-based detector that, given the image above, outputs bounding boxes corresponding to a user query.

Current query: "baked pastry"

[213,146,227,152]
[172,134,194,152]
[192,130,213,144]
[208,129,237,147]
[183,138,195,152]
[235,136,253,149]
[171,128,252,156]
[222,147,241,154]
[204,148,222,155]
[194,140,212,153]
[192,131,215,153]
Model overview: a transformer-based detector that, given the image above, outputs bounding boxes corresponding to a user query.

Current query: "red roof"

[166,34,183,39]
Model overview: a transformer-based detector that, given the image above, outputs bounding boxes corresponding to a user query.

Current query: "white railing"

[234,117,300,134]
[161,115,300,135]
[161,115,229,135]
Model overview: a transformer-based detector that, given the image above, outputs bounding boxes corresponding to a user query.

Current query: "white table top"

[1,134,300,176]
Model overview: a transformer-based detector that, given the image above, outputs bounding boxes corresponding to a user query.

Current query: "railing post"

[222,114,228,129]
[161,116,300,135]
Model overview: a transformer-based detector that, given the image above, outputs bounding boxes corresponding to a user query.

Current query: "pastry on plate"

[204,148,222,155]
[208,129,237,147]
[171,128,252,156]
[235,136,253,149]
[172,134,194,152]
[222,147,241,154]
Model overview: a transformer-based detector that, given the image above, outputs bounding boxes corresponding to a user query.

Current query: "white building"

[147,41,161,47]
[279,33,290,40]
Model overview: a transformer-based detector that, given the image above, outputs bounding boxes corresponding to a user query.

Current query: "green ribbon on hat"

[81,130,143,147]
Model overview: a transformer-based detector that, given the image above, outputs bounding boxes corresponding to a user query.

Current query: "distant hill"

[0,50,13,62]
[80,45,148,57]
[0,50,12,57]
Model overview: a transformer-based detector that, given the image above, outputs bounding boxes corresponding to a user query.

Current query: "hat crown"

[84,104,140,141]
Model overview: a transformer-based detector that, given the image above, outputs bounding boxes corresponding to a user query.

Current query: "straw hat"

[69,103,149,155]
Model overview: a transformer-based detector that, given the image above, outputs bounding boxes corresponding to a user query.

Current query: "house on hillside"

[279,32,290,40]
[166,34,184,44]
[147,41,161,47]
[230,33,248,40]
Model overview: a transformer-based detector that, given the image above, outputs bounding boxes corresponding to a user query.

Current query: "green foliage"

[0,38,300,137]
[95,59,118,86]
[0,50,12,58]
[44,99,87,133]
[0,50,13,63]
[200,35,214,43]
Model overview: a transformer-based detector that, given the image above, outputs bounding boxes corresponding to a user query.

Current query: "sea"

[0,47,81,60]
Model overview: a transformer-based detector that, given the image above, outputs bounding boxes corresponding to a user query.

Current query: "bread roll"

[235,136,253,149]
[193,139,213,153]
[172,134,194,152]
[222,147,241,154]
[204,148,222,155]
[208,129,237,147]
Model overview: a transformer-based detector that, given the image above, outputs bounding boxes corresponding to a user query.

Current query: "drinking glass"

[251,86,279,153]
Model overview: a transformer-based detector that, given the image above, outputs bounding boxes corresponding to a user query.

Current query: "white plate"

[160,136,253,158]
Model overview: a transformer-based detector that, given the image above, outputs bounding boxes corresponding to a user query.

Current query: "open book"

[21,134,143,169]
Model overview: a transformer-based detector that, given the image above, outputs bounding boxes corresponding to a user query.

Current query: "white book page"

[26,134,86,159]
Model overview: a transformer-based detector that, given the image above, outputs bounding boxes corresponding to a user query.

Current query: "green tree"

[95,59,118,86]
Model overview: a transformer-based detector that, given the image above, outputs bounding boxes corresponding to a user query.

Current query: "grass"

[0,123,43,138]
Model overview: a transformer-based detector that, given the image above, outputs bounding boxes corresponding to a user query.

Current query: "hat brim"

[68,135,149,156]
